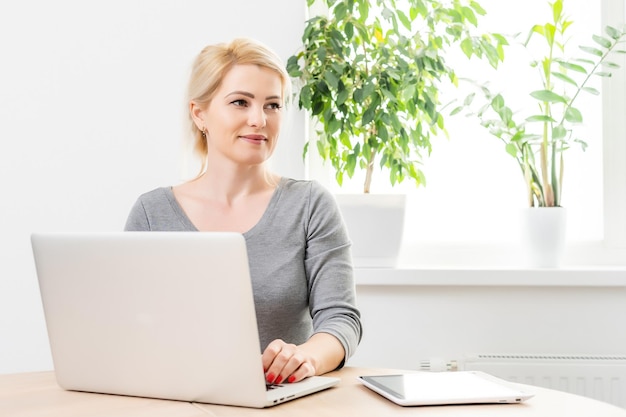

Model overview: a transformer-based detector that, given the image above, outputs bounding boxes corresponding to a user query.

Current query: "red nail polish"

[287,375,296,383]
[266,373,275,384]
[275,375,283,384]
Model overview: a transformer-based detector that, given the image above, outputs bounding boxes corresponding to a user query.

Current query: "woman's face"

[194,64,284,168]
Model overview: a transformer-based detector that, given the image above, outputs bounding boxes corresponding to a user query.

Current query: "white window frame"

[602,0,626,251]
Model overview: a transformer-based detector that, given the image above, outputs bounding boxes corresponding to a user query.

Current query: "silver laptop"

[31,232,339,408]
[358,371,534,406]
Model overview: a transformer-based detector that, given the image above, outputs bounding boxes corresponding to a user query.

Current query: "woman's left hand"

[261,339,316,384]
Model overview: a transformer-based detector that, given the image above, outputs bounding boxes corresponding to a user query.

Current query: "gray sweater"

[124,177,362,363]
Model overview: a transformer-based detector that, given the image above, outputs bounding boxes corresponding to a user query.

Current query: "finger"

[264,342,302,384]
[285,361,315,384]
[263,340,298,384]
[261,339,284,373]
[274,351,305,383]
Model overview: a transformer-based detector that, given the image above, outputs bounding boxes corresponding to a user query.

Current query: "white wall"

[0,0,305,374]
[351,277,626,370]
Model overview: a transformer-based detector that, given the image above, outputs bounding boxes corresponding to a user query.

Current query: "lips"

[240,134,267,143]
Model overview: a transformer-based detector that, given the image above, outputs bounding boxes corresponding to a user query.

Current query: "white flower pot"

[334,194,406,268]
[520,207,567,268]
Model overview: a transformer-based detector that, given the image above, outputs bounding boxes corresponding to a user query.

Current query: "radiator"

[463,354,626,408]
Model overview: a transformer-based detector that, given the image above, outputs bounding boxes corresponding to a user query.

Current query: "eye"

[231,99,248,107]
[265,102,283,111]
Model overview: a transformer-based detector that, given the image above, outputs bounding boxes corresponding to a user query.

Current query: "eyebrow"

[225,91,282,101]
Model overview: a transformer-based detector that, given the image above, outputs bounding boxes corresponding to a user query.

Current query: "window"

[306,0,626,266]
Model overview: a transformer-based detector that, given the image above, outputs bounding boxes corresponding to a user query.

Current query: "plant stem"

[542,23,556,207]
[364,147,376,194]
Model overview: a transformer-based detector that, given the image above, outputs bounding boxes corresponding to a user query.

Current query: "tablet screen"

[359,371,534,406]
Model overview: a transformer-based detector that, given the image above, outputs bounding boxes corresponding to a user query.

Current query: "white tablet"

[358,371,535,406]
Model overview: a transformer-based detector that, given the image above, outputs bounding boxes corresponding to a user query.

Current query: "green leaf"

[396,10,412,31]
[526,115,556,123]
[286,55,301,77]
[497,106,513,125]
[315,79,329,94]
[315,139,327,160]
[592,34,612,49]
[527,24,545,44]
[333,2,348,21]
[565,107,583,123]
[552,0,563,22]
[316,46,327,62]
[340,133,352,148]
[328,37,344,56]
[460,38,474,59]
[573,58,595,66]
[324,71,339,89]
[544,23,556,47]
[463,92,476,106]
[345,22,354,40]
[377,122,389,142]
[362,80,376,97]
[551,72,578,87]
[559,61,587,73]
[335,171,344,186]
[470,1,487,16]
[449,106,463,116]
[328,117,342,134]
[579,45,604,57]
[605,25,623,40]
[552,124,567,140]
[511,131,526,143]
[582,86,600,95]
[481,41,502,69]
[505,143,518,158]
[337,87,350,106]
[530,89,568,104]
[362,94,381,125]
[311,100,325,116]
[491,94,504,111]
[300,84,312,109]
[358,1,370,21]
[354,21,370,42]
[604,61,621,69]
[461,6,478,26]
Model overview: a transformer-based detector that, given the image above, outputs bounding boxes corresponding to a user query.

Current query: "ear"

[189,101,205,131]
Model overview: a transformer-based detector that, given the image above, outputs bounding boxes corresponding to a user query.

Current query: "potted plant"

[455,0,626,267]
[287,0,506,266]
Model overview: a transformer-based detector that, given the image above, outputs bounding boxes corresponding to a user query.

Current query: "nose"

[248,105,266,128]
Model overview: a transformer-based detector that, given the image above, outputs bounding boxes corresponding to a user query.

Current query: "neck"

[194,162,277,204]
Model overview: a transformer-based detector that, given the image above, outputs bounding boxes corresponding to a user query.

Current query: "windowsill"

[355,266,626,287]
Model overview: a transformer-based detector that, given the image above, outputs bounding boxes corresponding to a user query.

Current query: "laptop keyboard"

[266,383,285,391]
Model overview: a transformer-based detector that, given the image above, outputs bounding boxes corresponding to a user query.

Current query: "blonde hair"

[187,38,291,176]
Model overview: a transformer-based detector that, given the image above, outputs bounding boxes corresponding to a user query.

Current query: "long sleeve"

[303,182,362,361]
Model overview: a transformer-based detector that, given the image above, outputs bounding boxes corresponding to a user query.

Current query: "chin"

[236,154,271,166]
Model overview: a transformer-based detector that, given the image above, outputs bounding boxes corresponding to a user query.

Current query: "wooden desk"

[2,367,625,417]
[0,371,206,417]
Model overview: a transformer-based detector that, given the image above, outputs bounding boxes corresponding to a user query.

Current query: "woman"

[124,38,362,385]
